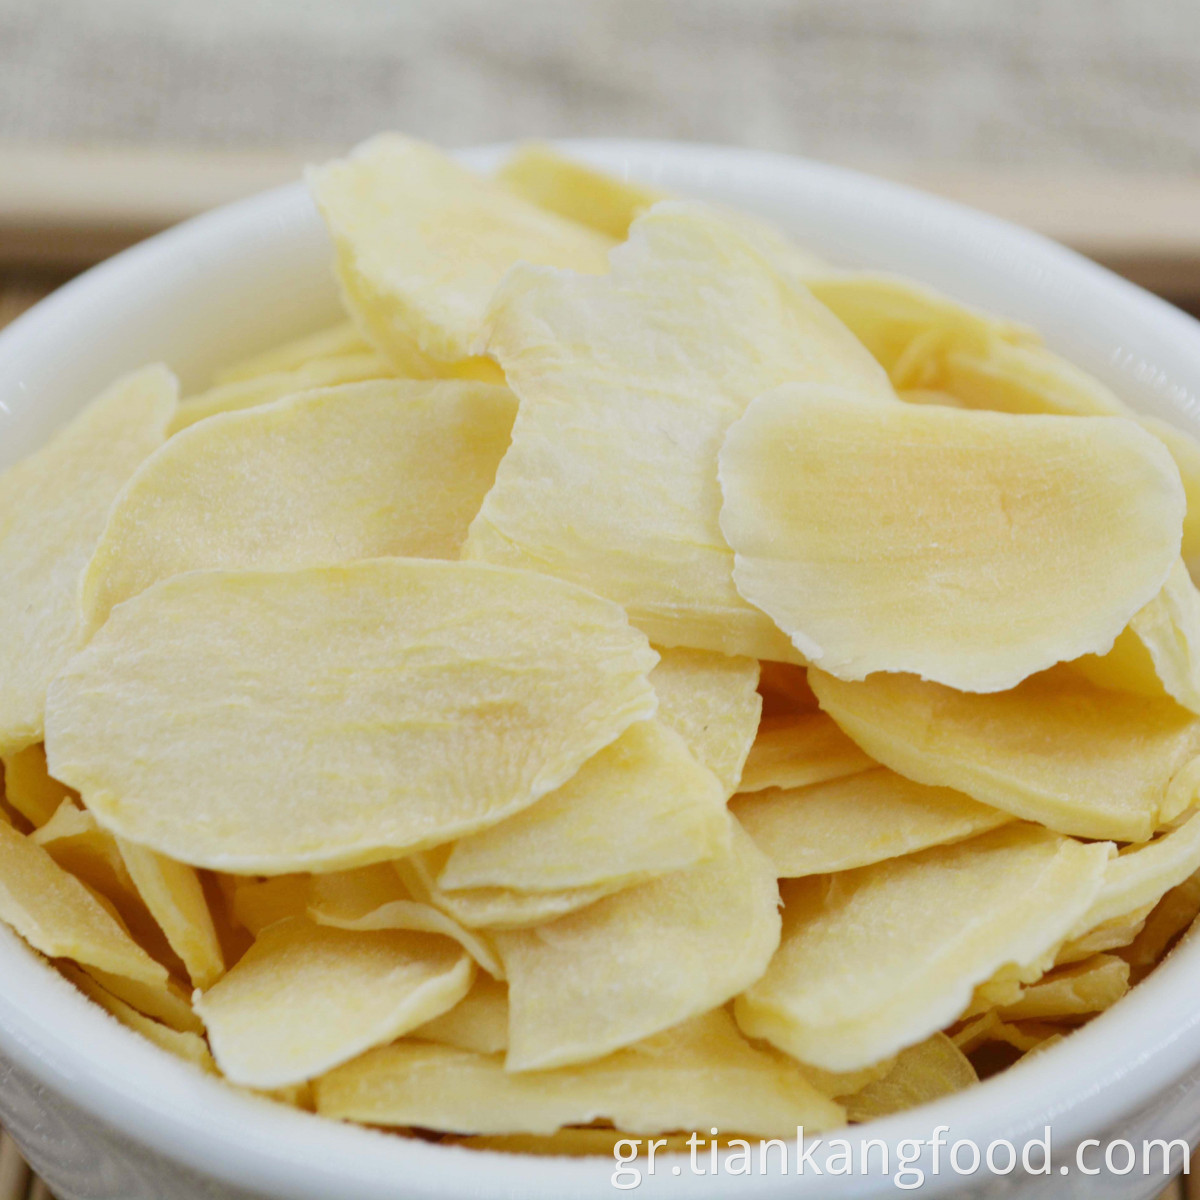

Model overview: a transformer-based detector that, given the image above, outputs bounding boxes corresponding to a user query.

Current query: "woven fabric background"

[1,0,1199,171]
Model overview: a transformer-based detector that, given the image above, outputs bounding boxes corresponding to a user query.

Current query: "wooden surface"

[0,270,65,329]
[0,145,311,268]
[0,146,1199,303]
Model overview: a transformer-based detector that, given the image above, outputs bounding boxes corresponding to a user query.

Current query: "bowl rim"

[2,138,1200,1199]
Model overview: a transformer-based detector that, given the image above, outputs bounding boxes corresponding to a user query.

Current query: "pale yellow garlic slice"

[410,974,510,1054]
[495,816,779,1071]
[0,743,74,828]
[0,365,176,755]
[735,825,1109,1071]
[732,767,1010,877]
[720,387,1184,692]
[61,962,215,1072]
[315,1009,842,1136]
[648,648,761,795]
[810,666,1200,842]
[308,864,503,979]
[1073,560,1200,715]
[46,560,658,873]
[83,379,517,633]
[464,200,892,660]
[737,712,874,794]
[195,917,473,1087]
[805,273,1036,387]
[938,337,1200,571]
[496,143,666,239]
[309,134,612,372]
[117,839,224,989]
[0,821,167,987]
[1068,805,1200,939]
[438,721,728,894]
[837,1033,977,1122]
[997,954,1129,1021]
[228,876,310,937]
[399,849,618,931]
[171,353,395,432]
[33,801,179,970]
[213,321,372,385]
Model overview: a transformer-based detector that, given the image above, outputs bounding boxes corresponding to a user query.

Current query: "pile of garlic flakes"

[2,136,1200,1151]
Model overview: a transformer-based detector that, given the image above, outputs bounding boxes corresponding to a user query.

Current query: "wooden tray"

[0,145,1198,302]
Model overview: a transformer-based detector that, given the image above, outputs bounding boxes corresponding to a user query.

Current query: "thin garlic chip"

[719,387,1185,692]
[960,962,1041,1019]
[1125,871,1200,976]
[31,799,128,890]
[837,1034,977,1123]
[1070,621,1171,700]
[195,917,473,1088]
[496,143,666,239]
[1057,904,1153,965]
[228,876,310,937]
[82,967,203,1033]
[791,1057,896,1102]
[495,816,779,1071]
[30,800,180,969]
[0,822,167,986]
[464,201,893,660]
[735,825,1110,1071]
[997,954,1129,1022]
[951,1010,1050,1056]
[416,884,615,932]
[731,767,1010,878]
[316,1009,842,1136]
[309,134,612,373]
[307,863,406,920]
[1073,560,1200,715]
[83,380,518,633]
[703,206,831,281]
[61,962,215,1072]
[811,665,1200,842]
[399,849,618,931]
[308,864,503,979]
[737,712,874,794]
[648,649,761,795]
[804,273,1036,387]
[438,722,728,893]
[172,353,396,433]
[1,743,75,827]
[213,321,372,385]
[47,560,658,873]
[942,340,1127,419]
[0,365,176,755]
[937,339,1200,569]
[117,839,224,989]
[1141,417,1200,573]
[1069,806,1200,938]
[410,974,510,1053]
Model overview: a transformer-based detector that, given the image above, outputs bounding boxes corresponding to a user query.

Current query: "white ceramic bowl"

[2,141,1200,1200]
